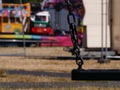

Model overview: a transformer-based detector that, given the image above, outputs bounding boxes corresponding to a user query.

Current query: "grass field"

[0,47,120,90]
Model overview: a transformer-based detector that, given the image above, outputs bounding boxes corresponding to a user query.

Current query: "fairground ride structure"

[0,0,56,47]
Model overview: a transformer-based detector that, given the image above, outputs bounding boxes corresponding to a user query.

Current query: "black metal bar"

[72,69,120,80]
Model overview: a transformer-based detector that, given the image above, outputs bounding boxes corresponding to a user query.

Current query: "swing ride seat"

[72,69,120,80]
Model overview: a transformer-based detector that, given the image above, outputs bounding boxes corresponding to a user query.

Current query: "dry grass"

[0,56,120,72]
[0,74,70,83]
[0,47,120,89]
[0,47,71,56]
[0,87,120,90]
[0,56,120,82]
[0,57,76,72]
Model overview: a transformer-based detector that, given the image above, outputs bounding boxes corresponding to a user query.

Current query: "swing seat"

[72,69,120,80]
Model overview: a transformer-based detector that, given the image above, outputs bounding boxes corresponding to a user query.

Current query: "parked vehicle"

[30,11,54,35]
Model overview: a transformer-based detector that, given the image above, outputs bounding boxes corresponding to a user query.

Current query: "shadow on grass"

[26,55,75,60]
[7,70,70,78]
[0,70,119,88]
[0,81,120,88]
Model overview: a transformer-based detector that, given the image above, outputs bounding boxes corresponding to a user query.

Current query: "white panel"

[83,0,111,48]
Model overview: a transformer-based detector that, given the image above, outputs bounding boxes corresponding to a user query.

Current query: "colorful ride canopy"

[42,0,85,20]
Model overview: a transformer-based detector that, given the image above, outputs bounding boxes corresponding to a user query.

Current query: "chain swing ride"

[43,0,120,80]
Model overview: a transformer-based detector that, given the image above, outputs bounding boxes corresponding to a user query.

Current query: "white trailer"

[80,0,118,59]
[83,0,111,48]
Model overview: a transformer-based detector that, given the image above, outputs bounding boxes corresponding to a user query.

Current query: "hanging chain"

[65,0,83,69]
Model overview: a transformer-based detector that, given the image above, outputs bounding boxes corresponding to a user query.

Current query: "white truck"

[30,11,54,35]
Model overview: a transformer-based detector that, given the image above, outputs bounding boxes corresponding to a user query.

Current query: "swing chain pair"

[65,0,83,69]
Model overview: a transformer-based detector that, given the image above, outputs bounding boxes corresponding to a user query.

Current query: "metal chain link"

[65,0,83,69]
